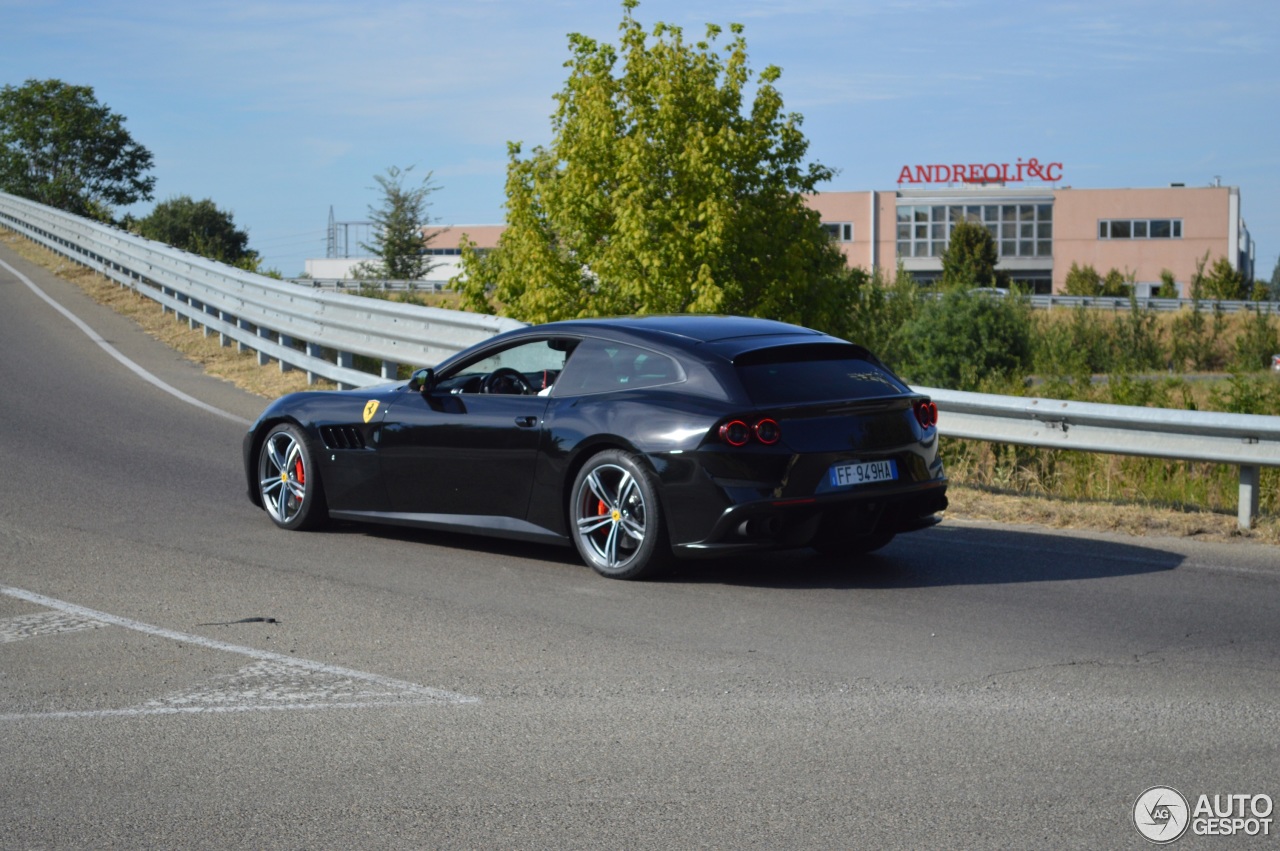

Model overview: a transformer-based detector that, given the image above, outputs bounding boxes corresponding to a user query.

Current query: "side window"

[438,338,578,395]
[553,338,684,396]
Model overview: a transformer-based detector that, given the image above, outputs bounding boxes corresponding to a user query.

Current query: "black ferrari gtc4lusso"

[244,315,947,579]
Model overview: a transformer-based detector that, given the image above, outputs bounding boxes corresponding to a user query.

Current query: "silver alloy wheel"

[574,463,647,570]
[259,429,308,525]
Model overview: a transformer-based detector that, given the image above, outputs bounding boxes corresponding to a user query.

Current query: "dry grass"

[4,226,1275,546]
[947,484,1280,544]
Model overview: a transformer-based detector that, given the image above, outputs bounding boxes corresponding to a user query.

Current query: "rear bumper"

[671,479,948,558]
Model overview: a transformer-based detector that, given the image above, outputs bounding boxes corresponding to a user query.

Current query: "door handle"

[514,416,538,428]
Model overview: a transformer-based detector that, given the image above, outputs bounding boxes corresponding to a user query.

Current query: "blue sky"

[3,0,1278,279]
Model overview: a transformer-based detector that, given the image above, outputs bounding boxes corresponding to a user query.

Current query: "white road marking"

[0,586,479,720]
[0,255,251,425]
[0,610,107,643]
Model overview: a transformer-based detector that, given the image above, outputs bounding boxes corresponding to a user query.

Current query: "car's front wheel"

[570,449,671,580]
[257,423,327,530]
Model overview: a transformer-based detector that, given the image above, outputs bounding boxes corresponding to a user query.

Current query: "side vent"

[320,425,367,450]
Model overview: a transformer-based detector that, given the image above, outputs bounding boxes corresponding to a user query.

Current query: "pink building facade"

[805,184,1254,296]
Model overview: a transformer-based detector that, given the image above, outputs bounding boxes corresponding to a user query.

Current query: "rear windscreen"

[733,344,908,406]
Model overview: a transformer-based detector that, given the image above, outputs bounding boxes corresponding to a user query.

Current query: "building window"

[896,202,1051,259]
[822,222,853,242]
[1098,218,1182,240]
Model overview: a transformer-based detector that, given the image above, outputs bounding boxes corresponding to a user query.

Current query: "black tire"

[812,529,895,557]
[256,423,328,530]
[569,449,671,580]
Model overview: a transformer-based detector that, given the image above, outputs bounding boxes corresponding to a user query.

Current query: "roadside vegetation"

[840,240,1280,533]
[453,0,852,337]
[3,5,1277,543]
[5,224,1278,543]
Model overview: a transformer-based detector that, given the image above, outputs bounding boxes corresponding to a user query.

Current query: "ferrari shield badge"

[363,400,379,423]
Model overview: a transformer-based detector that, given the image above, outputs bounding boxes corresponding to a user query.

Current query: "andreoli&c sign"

[897,158,1063,185]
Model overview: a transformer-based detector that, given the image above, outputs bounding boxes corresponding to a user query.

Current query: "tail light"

[719,418,782,447]
[719,420,751,447]
[753,418,780,445]
[913,400,939,429]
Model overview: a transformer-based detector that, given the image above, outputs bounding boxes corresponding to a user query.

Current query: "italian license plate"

[829,459,897,488]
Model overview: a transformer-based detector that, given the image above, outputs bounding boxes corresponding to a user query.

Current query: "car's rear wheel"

[570,449,671,580]
[257,423,327,530]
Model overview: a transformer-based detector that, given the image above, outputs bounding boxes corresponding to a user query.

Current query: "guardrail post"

[256,326,272,367]
[336,351,356,390]
[381,360,397,380]
[1238,465,1260,531]
[306,342,324,385]
[279,334,293,373]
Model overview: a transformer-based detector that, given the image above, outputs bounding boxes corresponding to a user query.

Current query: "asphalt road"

[2,241,1278,850]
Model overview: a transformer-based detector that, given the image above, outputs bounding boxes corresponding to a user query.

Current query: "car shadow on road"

[666,523,1188,589]
[321,520,585,566]
[329,518,1188,590]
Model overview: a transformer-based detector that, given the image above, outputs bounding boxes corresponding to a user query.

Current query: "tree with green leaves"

[1155,269,1180,298]
[1100,268,1130,297]
[1063,262,1102,296]
[845,262,919,370]
[0,78,155,221]
[1269,256,1280,301]
[894,287,1032,391]
[1202,256,1248,300]
[939,220,1001,290]
[133,195,259,269]
[454,0,849,334]
[356,165,439,280]
[350,166,440,281]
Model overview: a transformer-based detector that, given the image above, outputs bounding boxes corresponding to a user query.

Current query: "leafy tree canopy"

[1063,262,1101,296]
[1063,262,1129,297]
[1156,269,1180,299]
[894,288,1033,391]
[1202,256,1249,300]
[132,195,258,269]
[939,220,1002,290]
[454,0,849,334]
[356,165,439,281]
[0,78,155,221]
[1100,268,1130,297]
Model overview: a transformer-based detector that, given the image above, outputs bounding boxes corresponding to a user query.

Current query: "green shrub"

[1115,296,1165,372]
[895,288,1032,390]
[1231,308,1279,372]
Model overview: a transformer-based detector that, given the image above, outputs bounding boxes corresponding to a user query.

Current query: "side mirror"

[408,367,435,393]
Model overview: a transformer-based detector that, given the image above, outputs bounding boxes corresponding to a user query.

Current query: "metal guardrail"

[291,278,450,293]
[1026,294,1279,313]
[1,191,1276,529]
[916,386,1280,530]
[0,193,522,389]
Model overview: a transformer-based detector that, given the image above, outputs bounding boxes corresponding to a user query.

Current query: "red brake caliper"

[595,499,609,541]
[295,460,305,485]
